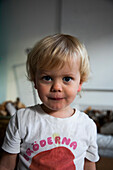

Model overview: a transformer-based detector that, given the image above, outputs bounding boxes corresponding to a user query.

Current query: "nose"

[51,80,62,92]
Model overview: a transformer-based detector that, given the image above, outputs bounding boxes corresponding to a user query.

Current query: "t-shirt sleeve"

[2,112,21,154]
[85,120,99,162]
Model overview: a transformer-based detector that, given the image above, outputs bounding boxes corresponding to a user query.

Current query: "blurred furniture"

[0,116,10,158]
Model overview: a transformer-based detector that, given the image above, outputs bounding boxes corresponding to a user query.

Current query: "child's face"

[35,59,81,114]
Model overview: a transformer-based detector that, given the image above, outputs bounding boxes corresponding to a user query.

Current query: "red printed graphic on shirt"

[29,146,76,170]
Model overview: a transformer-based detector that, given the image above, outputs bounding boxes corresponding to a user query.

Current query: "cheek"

[37,87,46,101]
[68,84,79,94]
[66,88,77,100]
[37,84,49,96]
[66,84,79,100]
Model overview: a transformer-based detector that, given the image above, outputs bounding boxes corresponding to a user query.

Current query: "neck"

[41,104,75,118]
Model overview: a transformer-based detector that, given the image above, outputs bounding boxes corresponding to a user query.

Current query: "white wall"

[61,0,113,108]
[0,0,60,105]
[0,0,113,108]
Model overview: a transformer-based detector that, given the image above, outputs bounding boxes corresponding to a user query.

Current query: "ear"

[77,83,82,92]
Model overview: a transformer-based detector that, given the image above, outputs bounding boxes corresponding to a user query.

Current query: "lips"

[48,97,64,101]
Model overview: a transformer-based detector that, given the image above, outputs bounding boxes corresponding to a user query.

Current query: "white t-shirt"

[2,104,99,170]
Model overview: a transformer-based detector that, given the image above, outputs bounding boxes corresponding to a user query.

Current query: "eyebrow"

[40,72,76,77]
[38,69,78,77]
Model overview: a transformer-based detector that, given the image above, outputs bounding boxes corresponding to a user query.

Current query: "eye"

[42,76,52,82]
[63,77,72,82]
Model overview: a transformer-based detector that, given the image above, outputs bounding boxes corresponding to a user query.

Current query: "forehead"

[37,59,80,76]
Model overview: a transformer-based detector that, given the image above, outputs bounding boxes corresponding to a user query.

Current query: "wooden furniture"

[0,116,10,157]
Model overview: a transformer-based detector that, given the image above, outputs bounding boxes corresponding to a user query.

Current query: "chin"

[44,104,65,112]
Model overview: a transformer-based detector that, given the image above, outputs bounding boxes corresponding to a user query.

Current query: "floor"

[96,156,113,170]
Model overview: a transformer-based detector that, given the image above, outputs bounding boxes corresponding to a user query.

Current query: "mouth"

[48,97,64,101]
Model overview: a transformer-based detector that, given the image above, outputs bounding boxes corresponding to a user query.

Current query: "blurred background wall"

[0,0,113,108]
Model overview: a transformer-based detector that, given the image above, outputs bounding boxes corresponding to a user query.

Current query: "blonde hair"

[26,34,90,83]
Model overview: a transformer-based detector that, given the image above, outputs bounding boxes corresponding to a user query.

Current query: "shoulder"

[16,104,40,119]
[8,105,42,139]
[76,109,96,129]
[76,109,91,121]
[9,105,41,128]
[75,109,97,141]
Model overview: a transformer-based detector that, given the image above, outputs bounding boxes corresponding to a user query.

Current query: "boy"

[0,34,99,169]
